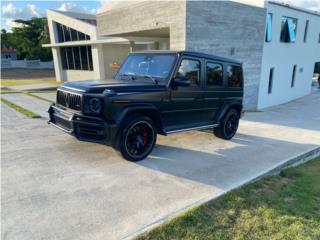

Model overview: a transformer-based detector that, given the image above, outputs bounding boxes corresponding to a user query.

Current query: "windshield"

[116,54,177,84]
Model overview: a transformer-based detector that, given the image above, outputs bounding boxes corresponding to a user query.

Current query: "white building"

[44,1,320,110]
[258,1,320,108]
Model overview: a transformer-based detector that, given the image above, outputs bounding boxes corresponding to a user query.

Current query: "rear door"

[202,60,225,122]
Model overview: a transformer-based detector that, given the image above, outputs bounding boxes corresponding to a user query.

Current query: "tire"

[119,115,157,161]
[214,108,240,140]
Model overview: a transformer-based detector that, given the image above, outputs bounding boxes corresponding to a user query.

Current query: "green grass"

[1,98,41,118]
[24,92,54,103]
[1,79,62,87]
[137,157,320,240]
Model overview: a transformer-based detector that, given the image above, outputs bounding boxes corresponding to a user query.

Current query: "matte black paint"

[48,51,243,145]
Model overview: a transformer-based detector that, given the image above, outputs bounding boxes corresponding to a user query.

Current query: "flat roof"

[268,1,320,17]
[132,50,242,64]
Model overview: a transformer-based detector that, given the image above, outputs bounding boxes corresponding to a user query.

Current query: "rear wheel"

[214,108,240,140]
[119,116,157,161]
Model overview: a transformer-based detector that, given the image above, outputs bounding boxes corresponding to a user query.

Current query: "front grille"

[57,90,82,111]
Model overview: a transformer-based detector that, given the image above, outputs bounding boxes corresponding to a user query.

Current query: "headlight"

[89,97,101,114]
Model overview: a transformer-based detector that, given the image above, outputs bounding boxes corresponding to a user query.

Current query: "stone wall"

[186,1,266,109]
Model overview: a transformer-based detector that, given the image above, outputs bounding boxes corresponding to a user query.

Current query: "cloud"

[1,3,41,30]
[58,2,96,14]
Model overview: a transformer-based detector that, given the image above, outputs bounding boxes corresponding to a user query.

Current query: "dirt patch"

[1,68,56,80]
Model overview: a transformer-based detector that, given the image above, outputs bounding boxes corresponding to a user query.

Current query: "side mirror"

[173,77,191,87]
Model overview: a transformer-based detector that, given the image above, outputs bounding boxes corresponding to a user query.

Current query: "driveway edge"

[123,146,320,240]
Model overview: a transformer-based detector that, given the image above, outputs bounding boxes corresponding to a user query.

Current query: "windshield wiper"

[140,75,158,85]
[120,73,135,81]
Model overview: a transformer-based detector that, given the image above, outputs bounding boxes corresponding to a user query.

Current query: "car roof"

[131,50,242,65]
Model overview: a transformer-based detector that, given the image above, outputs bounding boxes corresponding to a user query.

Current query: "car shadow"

[138,132,318,190]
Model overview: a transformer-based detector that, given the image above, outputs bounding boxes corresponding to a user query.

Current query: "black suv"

[48,51,243,161]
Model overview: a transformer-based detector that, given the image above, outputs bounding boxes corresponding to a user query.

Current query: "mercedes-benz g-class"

[48,51,244,161]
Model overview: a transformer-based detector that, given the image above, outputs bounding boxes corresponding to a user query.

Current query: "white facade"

[258,2,320,109]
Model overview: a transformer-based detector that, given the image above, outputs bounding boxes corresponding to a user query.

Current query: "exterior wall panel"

[185,1,266,110]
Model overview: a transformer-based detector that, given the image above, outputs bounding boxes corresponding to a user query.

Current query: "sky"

[1,0,320,31]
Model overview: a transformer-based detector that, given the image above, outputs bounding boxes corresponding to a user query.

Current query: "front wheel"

[214,109,240,140]
[119,116,157,161]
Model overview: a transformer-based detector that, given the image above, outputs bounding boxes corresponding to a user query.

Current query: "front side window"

[116,54,176,85]
[266,13,273,42]
[227,65,243,88]
[206,62,223,87]
[176,59,201,86]
[280,16,297,43]
[60,45,93,71]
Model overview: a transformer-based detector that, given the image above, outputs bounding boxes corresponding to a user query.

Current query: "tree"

[1,17,52,61]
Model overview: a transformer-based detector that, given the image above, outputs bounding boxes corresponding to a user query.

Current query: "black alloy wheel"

[214,108,240,140]
[120,116,157,161]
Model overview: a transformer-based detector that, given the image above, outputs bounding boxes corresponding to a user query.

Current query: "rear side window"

[206,62,223,87]
[227,65,243,88]
[176,59,201,86]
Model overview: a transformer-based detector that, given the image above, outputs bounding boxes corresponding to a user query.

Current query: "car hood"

[60,79,167,94]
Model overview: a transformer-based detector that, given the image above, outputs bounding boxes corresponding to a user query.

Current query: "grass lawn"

[137,157,320,240]
[0,98,41,118]
[1,79,62,87]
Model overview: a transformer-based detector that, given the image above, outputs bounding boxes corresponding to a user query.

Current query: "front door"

[161,57,208,131]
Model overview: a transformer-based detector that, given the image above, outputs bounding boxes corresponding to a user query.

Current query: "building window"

[176,59,201,86]
[318,33,320,43]
[227,65,243,88]
[303,20,309,42]
[268,68,274,94]
[60,45,93,71]
[206,62,223,87]
[266,13,273,42]
[55,22,90,43]
[280,17,297,43]
[291,65,297,88]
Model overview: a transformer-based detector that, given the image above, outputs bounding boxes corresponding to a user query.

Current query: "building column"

[91,44,105,80]
[129,41,135,53]
[51,47,63,82]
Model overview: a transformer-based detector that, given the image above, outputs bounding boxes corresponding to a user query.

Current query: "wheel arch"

[217,102,243,123]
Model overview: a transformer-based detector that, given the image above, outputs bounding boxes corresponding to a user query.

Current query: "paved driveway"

[2,90,320,240]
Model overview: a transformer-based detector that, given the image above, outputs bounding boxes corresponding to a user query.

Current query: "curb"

[123,146,320,240]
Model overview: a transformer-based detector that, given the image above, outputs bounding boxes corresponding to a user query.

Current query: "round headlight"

[89,98,101,114]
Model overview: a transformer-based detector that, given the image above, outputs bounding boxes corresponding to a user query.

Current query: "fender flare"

[216,102,243,123]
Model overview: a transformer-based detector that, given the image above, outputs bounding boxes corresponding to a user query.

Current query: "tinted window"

[55,21,90,43]
[266,13,272,42]
[206,62,223,87]
[60,45,93,71]
[176,59,201,86]
[280,17,297,43]
[227,65,243,88]
[117,54,177,84]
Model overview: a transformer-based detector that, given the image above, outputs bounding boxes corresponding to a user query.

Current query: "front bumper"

[48,104,114,143]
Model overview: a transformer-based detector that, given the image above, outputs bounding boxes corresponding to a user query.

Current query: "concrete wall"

[185,1,266,110]
[62,69,95,81]
[258,2,320,109]
[97,0,186,50]
[103,43,151,79]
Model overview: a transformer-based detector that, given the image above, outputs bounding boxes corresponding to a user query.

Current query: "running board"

[165,124,219,134]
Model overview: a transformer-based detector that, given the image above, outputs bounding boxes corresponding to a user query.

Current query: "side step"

[165,124,219,134]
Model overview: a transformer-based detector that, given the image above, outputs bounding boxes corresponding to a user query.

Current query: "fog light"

[89,98,101,114]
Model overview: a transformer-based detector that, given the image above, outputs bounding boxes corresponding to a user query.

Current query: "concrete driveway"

[2,90,320,240]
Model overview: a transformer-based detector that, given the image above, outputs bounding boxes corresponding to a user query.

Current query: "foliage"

[1,18,52,61]
[137,157,320,240]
